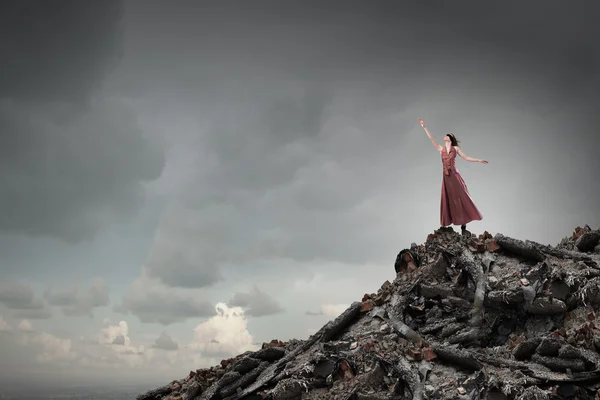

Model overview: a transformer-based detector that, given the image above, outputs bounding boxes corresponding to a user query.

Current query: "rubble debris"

[515,386,549,400]
[136,385,172,400]
[220,361,269,398]
[232,356,261,374]
[494,233,545,262]
[138,225,600,400]
[395,248,421,273]
[525,297,568,315]
[253,346,286,362]
[182,381,201,400]
[263,339,286,349]
[575,228,600,252]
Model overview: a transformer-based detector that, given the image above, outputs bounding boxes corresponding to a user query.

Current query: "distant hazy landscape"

[0,383,150,400]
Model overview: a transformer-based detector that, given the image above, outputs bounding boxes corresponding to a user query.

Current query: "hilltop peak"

[138,225,600,400]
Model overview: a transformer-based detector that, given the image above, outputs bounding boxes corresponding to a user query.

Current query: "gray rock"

[512,339,540,361]
[575,230,600,252]
[233,356,261,374]
[252,346,285,362]
[524,297,567,316]
[135,385,171,400]
[182,382,201,400]
[536,338,561,357]
[270,378,309,400]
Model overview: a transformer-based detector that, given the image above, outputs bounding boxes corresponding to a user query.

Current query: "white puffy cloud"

[30,332,78,364]
[0,301,262,386]
[189,303,258,358]
[18,319,34,332]
[93,319,148,368]
[10,320,77,365]
[99,319,131,346]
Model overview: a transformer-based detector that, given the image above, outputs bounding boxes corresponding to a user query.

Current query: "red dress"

[440,146,483,226]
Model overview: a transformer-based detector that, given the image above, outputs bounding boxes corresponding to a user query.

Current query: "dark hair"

[446,133,460,146]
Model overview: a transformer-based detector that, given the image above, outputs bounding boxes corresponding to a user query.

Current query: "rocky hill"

[137,225,600,400]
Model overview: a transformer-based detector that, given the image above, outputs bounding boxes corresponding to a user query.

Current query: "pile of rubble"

[137,225,600,400]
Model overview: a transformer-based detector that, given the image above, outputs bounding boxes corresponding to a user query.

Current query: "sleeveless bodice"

[441,146,457,176]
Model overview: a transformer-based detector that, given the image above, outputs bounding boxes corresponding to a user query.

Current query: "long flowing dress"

[440,146,483,226]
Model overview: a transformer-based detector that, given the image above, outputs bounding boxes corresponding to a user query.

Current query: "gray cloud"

[0,283,41,310]
[43,286,78,307]
[12,308,53,321]
[112,335,126,346]
[229,285,284,317]
[0,283,52,320]
[0,97,165,243]
[131,0,599,277]
[114,276,215,325]
[152,332,178,351]
[143,203,225,289]
[0,283,44,311]
[0,0,123,103]
[44,278,109,317]
[0,0,165,242]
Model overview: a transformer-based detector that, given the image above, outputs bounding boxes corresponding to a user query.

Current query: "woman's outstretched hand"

[479,159,489,164]
[418,118,425,128]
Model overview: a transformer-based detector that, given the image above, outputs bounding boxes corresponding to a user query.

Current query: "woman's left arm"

[456,147,488,164]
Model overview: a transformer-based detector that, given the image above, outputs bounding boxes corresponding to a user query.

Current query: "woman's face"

[444,135,451,143]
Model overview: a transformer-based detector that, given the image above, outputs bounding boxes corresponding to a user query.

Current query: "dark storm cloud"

[119,0,599,96]
[0,0,165,242]
[407,0,600,108]
[0,0,122,103]
[202,83,333,191]
[410,0,599,61]
[229,285,284,317]
[126,0,599,282]
[121,0,599,174]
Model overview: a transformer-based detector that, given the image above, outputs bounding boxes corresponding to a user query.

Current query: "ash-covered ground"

[137,225,600,400]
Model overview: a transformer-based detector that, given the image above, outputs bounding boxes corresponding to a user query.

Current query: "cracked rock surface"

[137,225,600,400]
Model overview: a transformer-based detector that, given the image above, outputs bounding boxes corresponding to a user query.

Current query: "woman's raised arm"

[418,118,442,152]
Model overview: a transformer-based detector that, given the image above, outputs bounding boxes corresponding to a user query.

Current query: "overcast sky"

[1,0,599,390]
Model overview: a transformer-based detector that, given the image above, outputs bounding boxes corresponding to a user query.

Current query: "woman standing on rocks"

[418,118,487,233]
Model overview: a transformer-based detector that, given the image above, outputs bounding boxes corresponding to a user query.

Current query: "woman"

[418,118,488,233]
